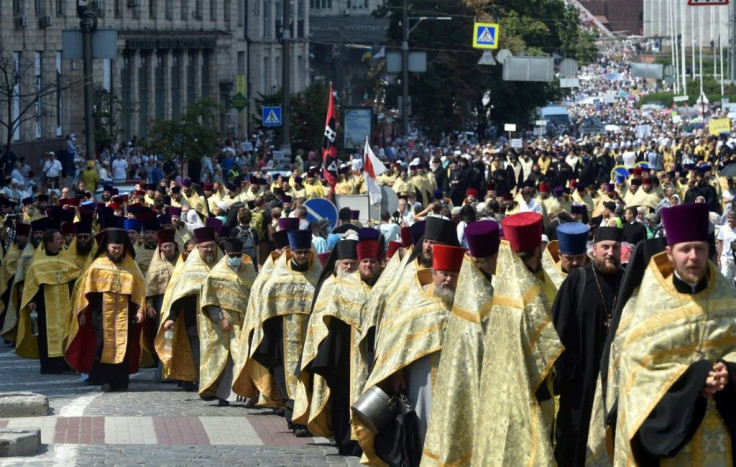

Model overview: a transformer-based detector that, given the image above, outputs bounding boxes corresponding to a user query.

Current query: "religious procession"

[1,12,736,467]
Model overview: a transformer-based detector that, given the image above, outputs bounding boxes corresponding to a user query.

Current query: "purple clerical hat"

[465,220,500,258]
[278,217,300,232]
[661,203,709,245]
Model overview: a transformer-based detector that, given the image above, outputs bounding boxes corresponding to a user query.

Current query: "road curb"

[0,392,49,417]
[0,428,41,457]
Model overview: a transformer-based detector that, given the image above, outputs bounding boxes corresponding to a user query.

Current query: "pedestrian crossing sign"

[262,106,282,127]
[473,23,499,50]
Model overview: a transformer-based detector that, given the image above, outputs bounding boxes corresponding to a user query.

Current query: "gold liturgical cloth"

[15,251,81,359]
[69,254,146,364]
[356,269,449,465]
[471,241,562,466]
[293,272,372,436]
[154,248,223,381]
[614,254,736,466]
[231,252,321,403]
[198,254,256,396]
[422,255,493,466]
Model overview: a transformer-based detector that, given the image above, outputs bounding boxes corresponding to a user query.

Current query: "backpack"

[232,225,257,260]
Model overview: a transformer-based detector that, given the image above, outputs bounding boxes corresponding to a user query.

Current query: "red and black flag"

[322,82,338,188]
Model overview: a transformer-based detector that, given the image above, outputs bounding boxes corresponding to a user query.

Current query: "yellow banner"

[236,75,246,94]
[709,118,731,135]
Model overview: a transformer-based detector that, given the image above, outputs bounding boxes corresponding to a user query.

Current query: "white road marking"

[59,392,103,417]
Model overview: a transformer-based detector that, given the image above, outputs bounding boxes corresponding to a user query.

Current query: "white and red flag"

[363,136,387,206]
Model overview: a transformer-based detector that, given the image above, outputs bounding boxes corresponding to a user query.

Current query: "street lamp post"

[281,0,291,150]
[400,8,450,138]
[78,0,97,158]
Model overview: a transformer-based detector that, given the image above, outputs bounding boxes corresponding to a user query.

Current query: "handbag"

[374,393,422,467]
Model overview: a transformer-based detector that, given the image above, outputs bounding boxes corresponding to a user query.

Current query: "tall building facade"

[308,0,388,105]
[578,0,643,35]
[0,0,309,155]
[643,0,731,47]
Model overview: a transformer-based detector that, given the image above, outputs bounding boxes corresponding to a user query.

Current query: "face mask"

[227,255,242,269]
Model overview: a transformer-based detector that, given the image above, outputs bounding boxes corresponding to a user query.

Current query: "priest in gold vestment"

[356,244,465,465]
[140,229,179,370]
[156,226,223,391]
[471,212,562,466]
[0,222,29,331]
[2,218,47,342]
[62,222,96,270]
[613,203,736,465]
[232,229,322,437]
[542,222,589,290]
[15,229,80,373]
[230,227,293,407]
[294,238,382,455]
[65,229,146,392]
[199,237,256,406]
[422,220,499,466]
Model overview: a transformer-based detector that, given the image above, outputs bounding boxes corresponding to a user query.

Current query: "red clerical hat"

[432,244,465,273]
[357,240,381,262]
[501,212,542,252]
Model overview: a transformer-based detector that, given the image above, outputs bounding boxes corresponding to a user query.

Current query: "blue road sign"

[473,23,499,50]
[262,106,282,127]
[304,197,338,230]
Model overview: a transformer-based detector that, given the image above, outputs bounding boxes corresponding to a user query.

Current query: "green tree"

[94,92,129,151]
[253,82,331,152]
[145,98,221,161]
[374,0,597,135]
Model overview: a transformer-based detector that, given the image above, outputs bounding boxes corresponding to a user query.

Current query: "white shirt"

[717,225,736,261]
[519,198,542,214]
[112,158,128,180]
[43,159,62,177]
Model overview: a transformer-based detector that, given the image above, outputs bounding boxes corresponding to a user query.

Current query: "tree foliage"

[253,82,330,152]
[145,98,221,161]
[373,0,598,135]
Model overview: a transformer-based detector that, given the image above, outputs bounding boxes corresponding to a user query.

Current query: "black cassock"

[309,318,362,456]
[552,263,622,467]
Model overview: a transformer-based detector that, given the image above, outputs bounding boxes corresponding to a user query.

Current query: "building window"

[114,0,120,17]
[165,0,172,19]
[171,53,181,120]
[237,0,243,26]
[310,0,331,8]
[210,0,215,21]
[14,0,26,14]
[138,53,149,139]
[263,56,269,95]
[149,0,156,18]
[194,0,202,18]
[224,0,231,27]
[348,0,367,8]
[35,0,46,14]
[55,0,65,16]
[120,53,131,137]
[155,53,165,119]
[34,52,42,139]
[187,52,196,106]
[181,0,188,20]
[12,52,21,142]
[55,52,62,137]
[201,51,210,98]
[263,0,271,40]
